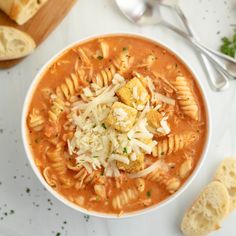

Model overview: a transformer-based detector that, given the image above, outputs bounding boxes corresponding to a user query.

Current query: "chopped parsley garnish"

[122,47,128,51]
[146,190,151,197]
[96,196,100,201]
[56,233,61,236]
[97,55,104,60]
[123,147,128,153]
[10,210,15,214]
[220,30,236,58]
[63,221,67,224]
[100,172,104,176]
[84,215,90,222]
[93,156,99,158]
[101,123,107,129]
[26,188,30,193]
[161,151,164,156]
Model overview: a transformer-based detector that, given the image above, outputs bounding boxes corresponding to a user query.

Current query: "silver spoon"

[115,0,236,80]
[159,0,229,91]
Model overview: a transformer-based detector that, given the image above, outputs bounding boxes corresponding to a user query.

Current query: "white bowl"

[21,33,212,219]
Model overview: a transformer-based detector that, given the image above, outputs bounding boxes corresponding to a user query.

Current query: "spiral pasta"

[112,187,139,210]
[146,169,181,193]
[46,145,74,187]
[93,64,117,87]
[48,97,65,122]
[172,76,199,121]
[153,132,198,158]
[57,70,89,100]
[146,168,168,184]
[56,73,80,101]
[28,108,45,131]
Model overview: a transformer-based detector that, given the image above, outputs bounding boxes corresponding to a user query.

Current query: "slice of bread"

[214,158,236,211]
[181,181,230,236]
[0,0,48,25]
[0,26,36,60]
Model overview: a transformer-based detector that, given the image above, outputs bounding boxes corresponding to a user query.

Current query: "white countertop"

[0,0,236,235]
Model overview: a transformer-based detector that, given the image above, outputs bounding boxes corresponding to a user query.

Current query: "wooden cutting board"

[0,0,77,69]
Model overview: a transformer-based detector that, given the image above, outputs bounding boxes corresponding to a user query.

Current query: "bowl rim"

[21,32,212,219]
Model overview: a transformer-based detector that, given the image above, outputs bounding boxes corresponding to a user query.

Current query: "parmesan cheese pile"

[67,73,172,177]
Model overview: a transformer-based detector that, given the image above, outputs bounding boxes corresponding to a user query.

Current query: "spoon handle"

[174,5,229,91]
[160,21,236,79]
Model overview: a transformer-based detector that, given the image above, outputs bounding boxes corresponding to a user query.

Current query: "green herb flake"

[96,196,100,201]
[26,188,30,193]
[56,233,61,236]
[84,215,90,222]
[63,221,67,224]
[220,29,236,58]
[97,55,104,60]
[9,210,15,215]
[122,47,128,51]
[146,191,151,198]
[102,123,107,129]
[100,172,104,176]
[123,147,128,153]
[161,151,164,156]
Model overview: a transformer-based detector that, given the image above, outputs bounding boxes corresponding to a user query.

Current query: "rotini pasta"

[48,97,65,122]
[56,73,80,100]
[179,159,193,179]
[153,132,198,158]
[28,108,45,131]
[46,144,74,187]
[55,70,88,102]
[172,76,199,121]
[165,177,181,193]
[92,64,116,87]
[112,187,139,210]
[146,168,181,193]
[146,168,168,184]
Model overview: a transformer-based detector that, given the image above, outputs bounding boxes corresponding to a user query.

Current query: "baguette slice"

[181,181,230,236]
[0,0,48,25]
[0,26,36,60]
[214,158,236,211]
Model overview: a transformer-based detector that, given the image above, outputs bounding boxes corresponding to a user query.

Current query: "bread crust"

[0,26,36,60]
[214,158,236,211]
[181,181,230,236]
[0,0,48,25]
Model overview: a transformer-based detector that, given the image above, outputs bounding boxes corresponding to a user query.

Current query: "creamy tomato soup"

[26,35,207,215]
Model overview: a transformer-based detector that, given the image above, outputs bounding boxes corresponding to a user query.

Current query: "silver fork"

[159,0,229,91]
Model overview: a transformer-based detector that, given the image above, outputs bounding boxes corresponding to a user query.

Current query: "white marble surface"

[0,0,236,235]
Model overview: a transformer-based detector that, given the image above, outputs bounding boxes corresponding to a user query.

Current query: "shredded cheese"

[67,73,161,177]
